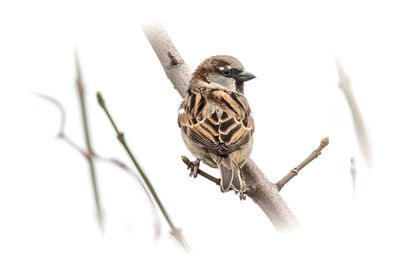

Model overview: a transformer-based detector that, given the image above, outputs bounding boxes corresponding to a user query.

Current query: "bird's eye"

[222,68,232,77]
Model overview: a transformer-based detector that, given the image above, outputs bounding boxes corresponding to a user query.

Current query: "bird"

[178,55,256,199]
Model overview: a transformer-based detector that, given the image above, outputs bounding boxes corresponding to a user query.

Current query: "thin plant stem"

[74,51,104,232]
[97,91,190,252]
[35,92,161,239]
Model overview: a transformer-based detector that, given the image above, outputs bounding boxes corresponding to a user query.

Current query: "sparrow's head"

[191,55,256,94]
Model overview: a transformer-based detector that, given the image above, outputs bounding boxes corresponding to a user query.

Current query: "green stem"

[97,91,189,251]
[75,52,104,232]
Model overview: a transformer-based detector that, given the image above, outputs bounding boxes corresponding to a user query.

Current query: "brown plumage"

[178,55,256,199]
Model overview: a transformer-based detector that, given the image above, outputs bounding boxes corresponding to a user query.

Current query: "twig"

[34,93,161,238]
[181,156,220,185]
[74,51,104,232]
[335,57,373,173]
[142,22,306,232]
[275,137,329,191]
[97,92,190,252]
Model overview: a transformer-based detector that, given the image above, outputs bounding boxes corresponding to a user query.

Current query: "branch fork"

[182,137,329,195]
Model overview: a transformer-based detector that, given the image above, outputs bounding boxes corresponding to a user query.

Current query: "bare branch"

[142,22,191,98]
[335,57,373,173]
[97,92,190,252]
[35,93,161,239]
[181,140,327,231]
[275,137,329,191]
[142,22,305,232]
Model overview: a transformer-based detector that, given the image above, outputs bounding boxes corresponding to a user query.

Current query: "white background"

[1,0,400,266]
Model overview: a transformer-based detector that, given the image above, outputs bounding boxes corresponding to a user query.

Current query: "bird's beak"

[236,71,256,82]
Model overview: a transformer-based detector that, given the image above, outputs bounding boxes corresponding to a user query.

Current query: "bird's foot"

[236,191,246,201]
[187,159,201,178]
[234,190,247,201]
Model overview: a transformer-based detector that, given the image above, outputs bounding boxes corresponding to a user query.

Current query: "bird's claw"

[234,190,247,200]
[188,159,201,178]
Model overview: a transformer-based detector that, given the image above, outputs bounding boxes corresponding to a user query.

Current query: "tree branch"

[181,137,328,230]
[142,22,321,232]
[97,92,190,252]
[74,51,104,232]
[275,137,329,191]
[142,22,191,98]
[335,57,373,173]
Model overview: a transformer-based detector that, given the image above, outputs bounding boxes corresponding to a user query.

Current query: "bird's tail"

[217,156,246,195]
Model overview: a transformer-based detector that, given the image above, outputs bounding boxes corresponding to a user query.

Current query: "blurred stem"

[74,51,104,232]
[335,57,373,173]
[351,157,357,199]
[97,91,189,252]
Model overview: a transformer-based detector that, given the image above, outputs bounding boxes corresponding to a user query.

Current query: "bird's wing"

[178,88,254,156]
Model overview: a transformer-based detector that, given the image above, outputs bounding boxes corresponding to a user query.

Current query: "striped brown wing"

[178,88,254,156]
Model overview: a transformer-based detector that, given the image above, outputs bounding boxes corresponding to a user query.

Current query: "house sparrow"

[178,55,256,199]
